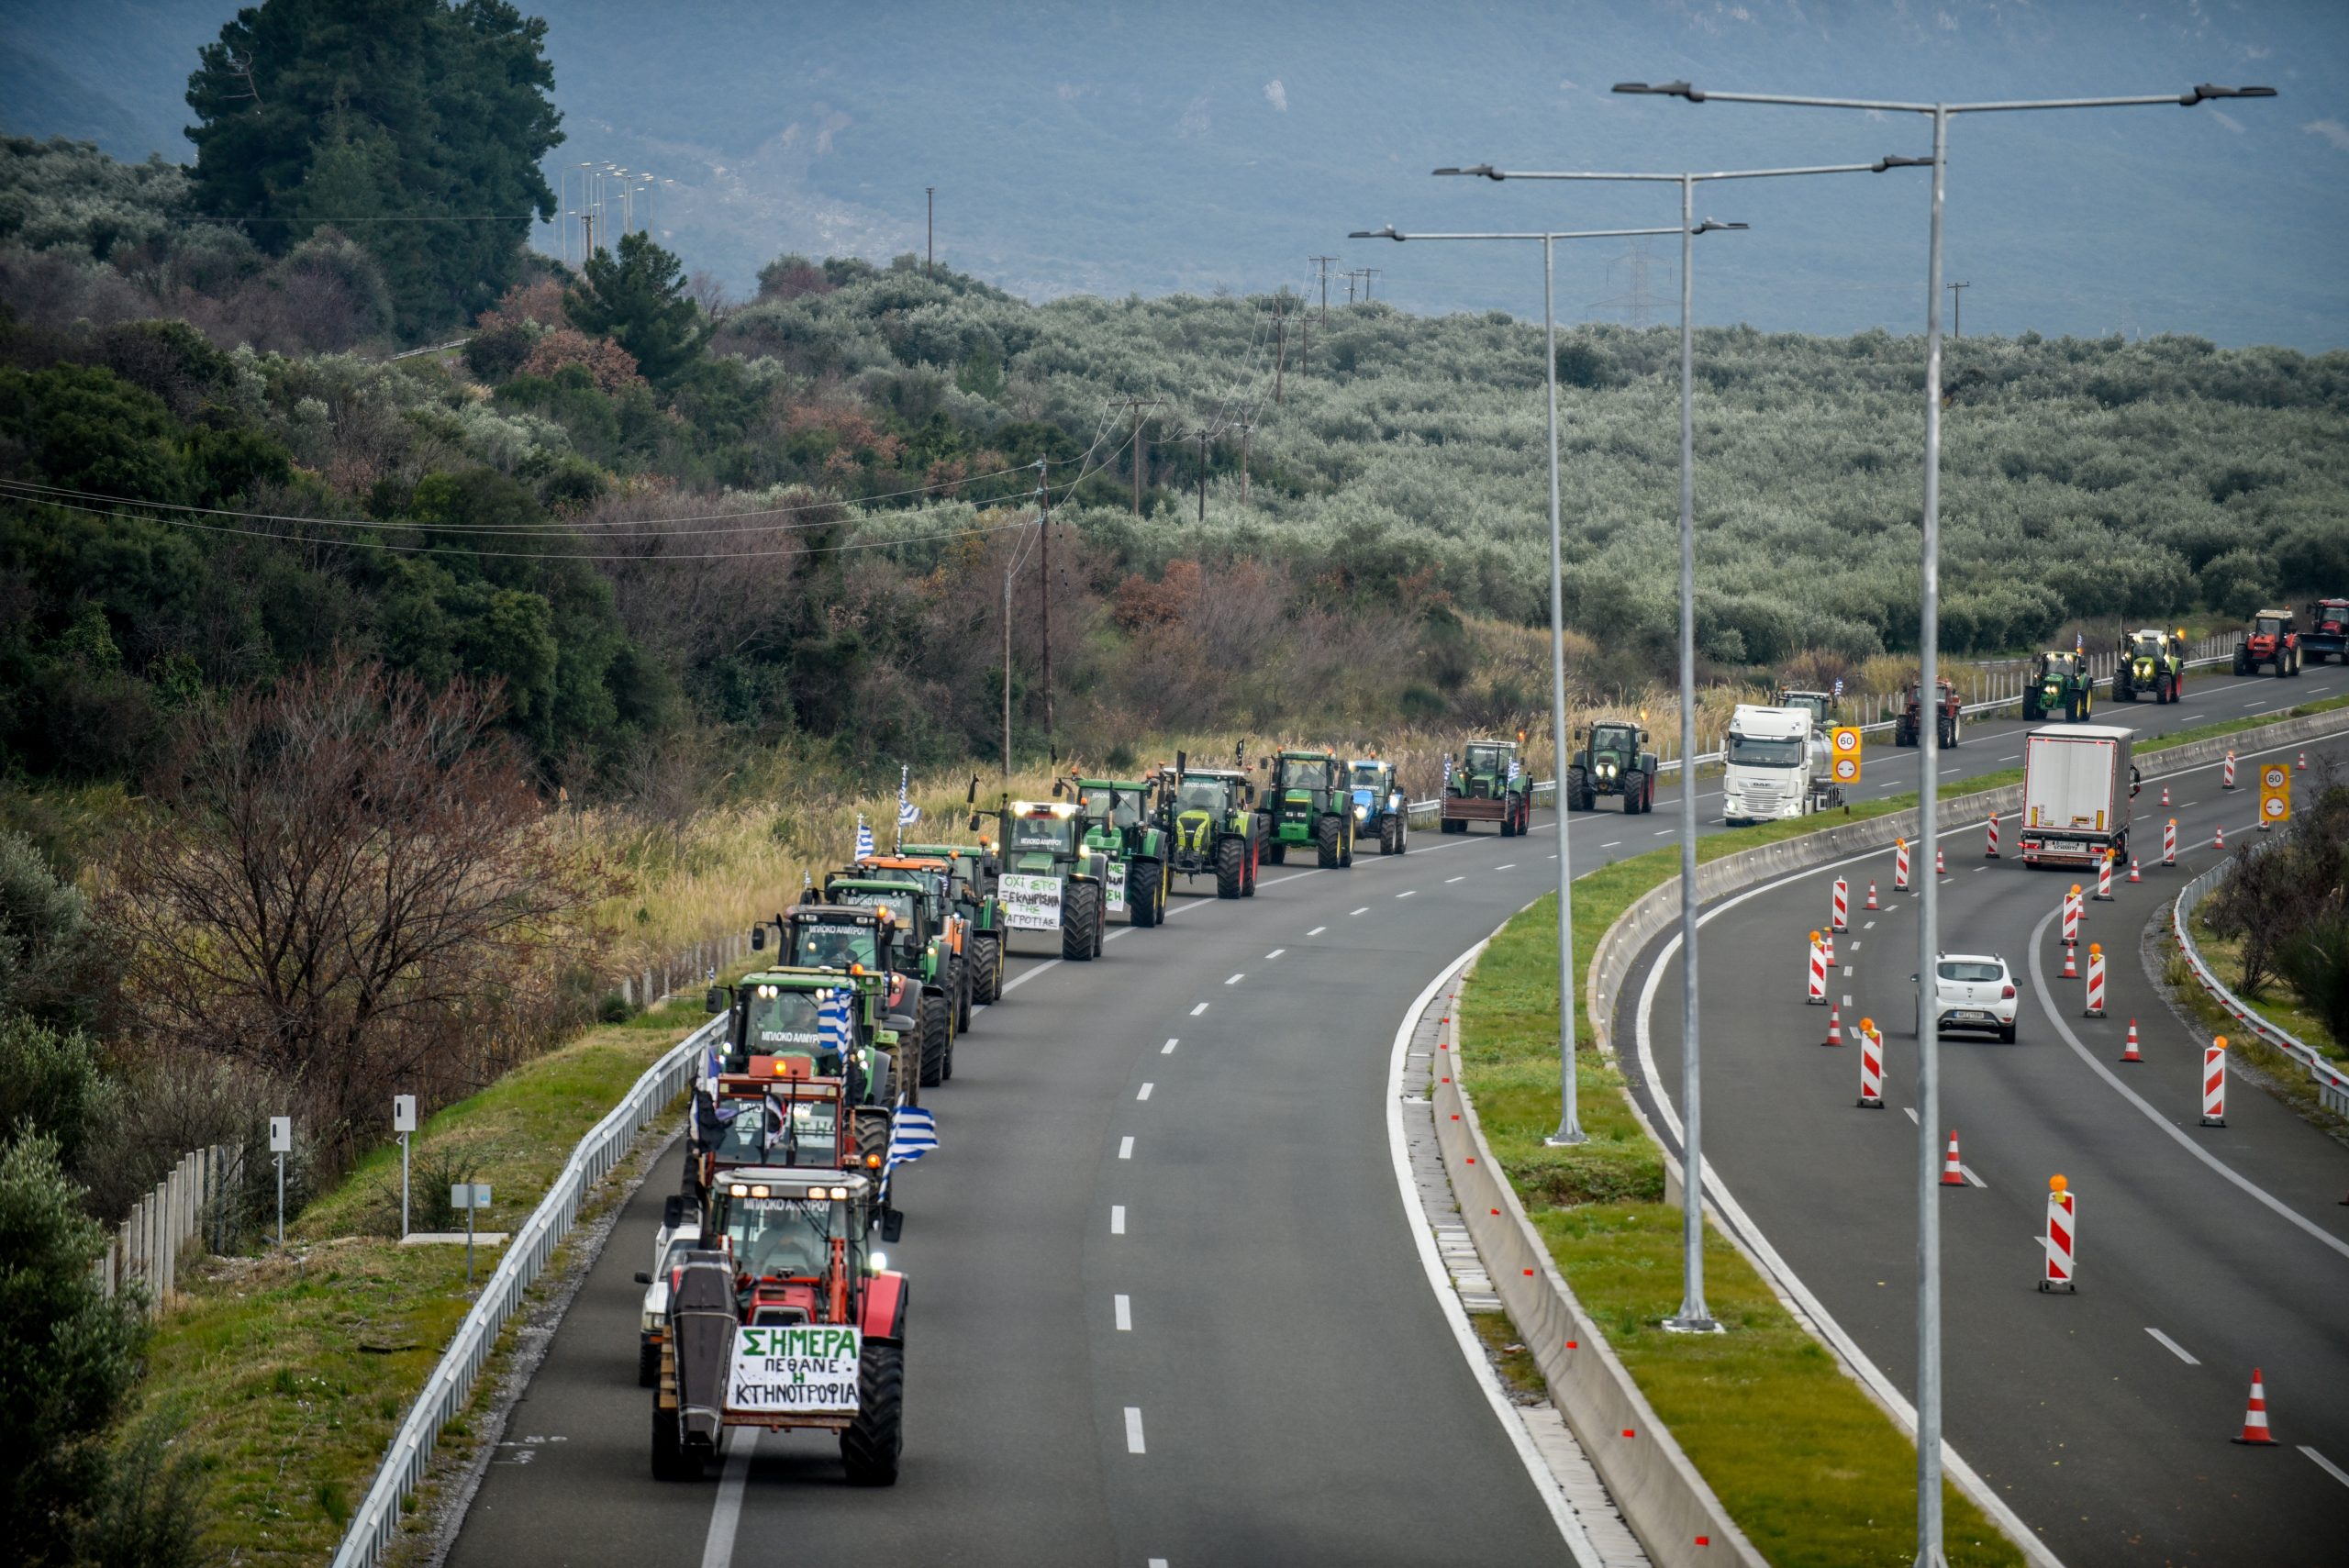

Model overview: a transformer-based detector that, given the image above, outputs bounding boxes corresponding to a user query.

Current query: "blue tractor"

[1345,757,1410,855]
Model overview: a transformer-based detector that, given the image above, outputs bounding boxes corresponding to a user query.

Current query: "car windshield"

[659,1234,702,1274]
[2257,617,2284,637]
[745,988,829,1051]
[1938,961,2004,984]
[1348,763,1386,789]
[834,887,915,926]
[1173,778,1229,814]
[793,921,876,971]
[1079,786,1144,828]
[1009,814,1076,854]
[1728,735,1804,767]
[725,1194,851,1280]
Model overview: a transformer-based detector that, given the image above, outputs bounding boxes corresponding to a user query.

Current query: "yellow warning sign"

[2260,763,2290,827]
[1830,728,1862,784]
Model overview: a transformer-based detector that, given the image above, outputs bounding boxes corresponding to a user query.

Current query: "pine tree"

[565,230,709,388]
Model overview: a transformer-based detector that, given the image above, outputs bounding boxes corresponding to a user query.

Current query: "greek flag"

[853,814,874,860]
[703,1047,724,1092]
[885,1106,939,1181]
[1832,677,1844,699]
[896,764,919,828]
[1507,757,1521,786]
[818,987,852,1055]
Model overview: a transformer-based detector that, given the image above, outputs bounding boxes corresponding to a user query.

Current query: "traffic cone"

[2215,822,2227,850]
[1935,846,1948,876]
[2160,783,2171,807]
[1823,1000,1842,1048]
[2299,751,2310,772]
[1865,881,1879,911]
[2128,859,2142,884]
[1941,1130,1966,1187]
[1823,929,1837,966]
[2061,946,2079,980]
[2232,1368,2278,1446]
[2121,1020,2143,1063]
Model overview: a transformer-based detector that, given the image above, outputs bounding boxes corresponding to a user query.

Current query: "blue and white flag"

[896,764,919,828]
[853,814,874,860]
[703,1047,724,1092]
[818,987,852,1056]
[1506,757,1521,786]
[2075,630,2085,655]
[1832,677,1844,699]
[885,1106,939,1183]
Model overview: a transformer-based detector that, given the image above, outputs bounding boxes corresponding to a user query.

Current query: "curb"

[1431,959,1765,1568]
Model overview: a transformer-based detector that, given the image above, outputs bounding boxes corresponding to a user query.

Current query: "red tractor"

[1893,678,1962,748]
[2233,608,2301,678]
[2303,598,2348,665]
[652,1166,907,1485]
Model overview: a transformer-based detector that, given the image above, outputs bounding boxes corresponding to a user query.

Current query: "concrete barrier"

[1430,993,1765,1568]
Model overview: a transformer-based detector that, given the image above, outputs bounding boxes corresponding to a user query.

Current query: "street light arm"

[1430,165,1506,180]
[1612,81,1704,101]
[1348,226,1695,242]
[1458,161,1922,183]
[1629,83,2277,115]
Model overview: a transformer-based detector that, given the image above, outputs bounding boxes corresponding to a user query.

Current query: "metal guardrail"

[2172,855,2349,1118]
[330,1015,719,1568]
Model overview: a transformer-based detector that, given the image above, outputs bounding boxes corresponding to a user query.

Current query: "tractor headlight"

[868,1251,888,1273]
[1389,793,1403,811]
[1353,805,1368,820]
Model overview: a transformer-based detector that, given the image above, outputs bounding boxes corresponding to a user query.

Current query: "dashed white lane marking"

[1225,973,1244,985]
[2144,1327,2199,1365]
[1962,1165,1987,1189]
[1848,940,1862,951]
[1903,1106,1920,1125]
[998,958,1061,995]
[1350,906,1370,917]
[1600,840,1622,848]
[2304,1446,2349,1489]
[1397,889,1418,898]
[1495,863,1516,871]
[1447,875,1466,883]
[1842,965,1854,977]
[1106,928,1131,942]
[1125,1407,1146,1454]
[1265,948,1285,959]
[2242,699,2264,707]
[1653,828,1675,835]
[1137,1083,1153,1101]
[1161,1038,1178,1054]
[1864,920,1876,929]
[1942,767,1963,776]
[1115,1295,1132,1331]
[1119,1136,1134,1160]
[1998,753,2021,762]
[698,1429,760,1568]
[1111,1206,1127,1235]
[1149,1559,1170,1568]
[1307,926,1327,937]
[1189,1002,1208,1016]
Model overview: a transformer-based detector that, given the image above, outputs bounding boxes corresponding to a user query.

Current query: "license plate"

[1955,1010,1988,1022]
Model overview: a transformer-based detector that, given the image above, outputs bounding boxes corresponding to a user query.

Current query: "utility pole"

[927,187,935,278]
[1359,267,1382,301]
[1344,271,1359,306]
[581,211,596,261]
[1117,396,1163,516]
[1039,463,1055,762]
[1006,464,1042,778]
[1947,279,1968,337]
[1311,255,1340,319]
[1196,428,1210,525]
[1273,301,1286,405]
[1237,421,1252,506]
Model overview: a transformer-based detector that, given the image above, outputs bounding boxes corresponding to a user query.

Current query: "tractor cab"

[1256,751,1354,868]
[2114,628,2188,704]
[2236,608,2300,677]
[1585,724,1640,771]
[1154,760,1261,897]
[701,959,900,1188]
[1061,776,1170,927]
[1454,740,1517,797]
[1345,757,1410,856]
[691,1069,862,1195]
[981,800,1108,962]
[1775,689,1833,728]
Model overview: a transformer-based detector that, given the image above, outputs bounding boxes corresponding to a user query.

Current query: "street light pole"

[1353,220,1690,1152]
[1611,72,2274,1568]
[1438,153,1920,1334]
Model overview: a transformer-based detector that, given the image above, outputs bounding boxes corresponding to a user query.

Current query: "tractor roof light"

[750,1184,771,1198]
[729,1184,749,1197]
[829,1185,848,1200]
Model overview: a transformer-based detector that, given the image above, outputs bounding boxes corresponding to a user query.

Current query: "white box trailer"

[2019,724,2135,868]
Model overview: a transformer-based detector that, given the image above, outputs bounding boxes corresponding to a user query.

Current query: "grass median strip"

[1461,813,2024,1566]
[130,992,713,1567]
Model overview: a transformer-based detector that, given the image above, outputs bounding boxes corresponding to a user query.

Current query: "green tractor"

[1155,752,1261,899]
[2111,628,2188,705]
[2022,651,2095,722]
[1064,773,1173,928]
[700,963,901,1182]
[809,883,963,1087]
[896,840,1008,1006]
[833,857,986,1028]
[1442,738,1534,834]
[751,904,941,1104]
[975,797,1108,962]
[1564,721,1656,815]
[1253,750,1355,867]
[1346,757,1410,854]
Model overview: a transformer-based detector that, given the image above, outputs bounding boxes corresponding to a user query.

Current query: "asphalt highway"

[1625,718,2349,1562]
[443,660,2349,1567]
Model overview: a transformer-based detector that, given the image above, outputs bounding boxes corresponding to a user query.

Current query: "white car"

[634,1203,704,1386]
[1928,953,2018,1043]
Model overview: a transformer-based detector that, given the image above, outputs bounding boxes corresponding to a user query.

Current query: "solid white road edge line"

[2143,1327,2199,1365]
[1635,923,2063,1568]
[2022,904,2349,1264]
[697,1429,760,1568]
[1384,942,1601,1566]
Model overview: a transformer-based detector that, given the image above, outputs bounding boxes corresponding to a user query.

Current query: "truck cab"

[1723,704,1831,825]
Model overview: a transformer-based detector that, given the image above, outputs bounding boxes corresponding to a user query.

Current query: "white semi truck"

[1722,704,1839,825]
[2019,724,2136,868]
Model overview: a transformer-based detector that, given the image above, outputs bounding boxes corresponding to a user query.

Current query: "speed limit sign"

[1830,727,1863,784]
[2260,763,2290,827]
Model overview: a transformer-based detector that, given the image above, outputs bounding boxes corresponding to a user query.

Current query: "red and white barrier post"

[2039,1175,2076,1294]
[1857,1020,1884,1108]
[1894,837,1911,892]
[2061,887,2081,947]
[2201,1039,2228,1127]
[1985,814,1999,858]
[2095,851,2115,901]
[2222,750,2238,790]
[2164,817,2177,866]
[1831,878,1849,933]
[1807,932,1828,1005]
[2085,943,2107,1018]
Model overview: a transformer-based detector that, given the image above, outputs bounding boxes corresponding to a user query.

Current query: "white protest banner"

[1000,873,1063,931]
[1104,861,1128,913]
[727,1324,863,1414]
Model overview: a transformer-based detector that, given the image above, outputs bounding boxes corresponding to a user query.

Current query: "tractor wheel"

[651,1400,699,1482]
[1499,801,1518,837]
[1243,841,1259,894]
[1216,837,1246,897]
[841,1341,904,1487]
[954,958,974,1032]
[2155,673,2173,706]
[1340,820,1355,867]
[1130,860,1162,927]
[1062,881,1100,961]
[973,935,1002,1004]
[1316,815,1342,867]
[638,1339,660,1389]
[916,995,950,1087]
[854,1107,890,1176]
[1266,839,1288,862]
[1565,767,1586,811]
